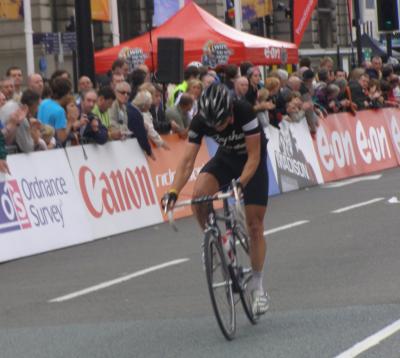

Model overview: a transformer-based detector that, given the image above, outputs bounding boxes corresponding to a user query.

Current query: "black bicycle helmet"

[198,83,232,127]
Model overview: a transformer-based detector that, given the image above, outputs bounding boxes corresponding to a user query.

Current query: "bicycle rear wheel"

[204,229,236,340]
[233,230,259,325]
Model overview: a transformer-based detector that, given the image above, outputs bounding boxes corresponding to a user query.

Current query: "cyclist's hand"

[233,178,244,199]
[161,189,178,213]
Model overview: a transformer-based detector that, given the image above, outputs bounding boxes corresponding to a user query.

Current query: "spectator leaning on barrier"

[6,66,23,103]
[127,93,154,160]
[17,90,47,152]
[264,77,281,129]
[150,83,171,135]
[0,100,27,145]
[79,89,108,145]
[245,66,262,106]
[175,79,202,121]
[348,69,370,110]
[366,56,383,80]
[0,77,15,101]
[110,81,131,135]
[92,86,118,139]
[27,73,44,99]
[133,90,169,150]
[165,93,194,139]
[233,76,249,100]
[38,77,74,145]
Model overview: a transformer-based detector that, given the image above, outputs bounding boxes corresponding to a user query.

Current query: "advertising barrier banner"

[66,140,163,239]
[314,111,398,182]
[148,134,210,220]
[382,108,400,165]
[266,119,324,193]
[0,150,92,263]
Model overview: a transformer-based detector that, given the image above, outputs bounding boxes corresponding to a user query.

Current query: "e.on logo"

[79,165,156,218]
[390,116,400,155]
[316,126,357,172]
[355,120,391,164]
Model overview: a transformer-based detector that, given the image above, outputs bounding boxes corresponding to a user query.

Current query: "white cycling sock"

[249,271,264,292]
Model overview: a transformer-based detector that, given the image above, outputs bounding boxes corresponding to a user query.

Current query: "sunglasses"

[118,90,131,96]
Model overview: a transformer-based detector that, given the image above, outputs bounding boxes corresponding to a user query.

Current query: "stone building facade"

[0,0,367,81]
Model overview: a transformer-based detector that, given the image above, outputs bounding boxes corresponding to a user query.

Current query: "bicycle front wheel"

[204,230,236,340]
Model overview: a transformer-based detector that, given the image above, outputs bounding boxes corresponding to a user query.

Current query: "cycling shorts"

[200,150,268,207]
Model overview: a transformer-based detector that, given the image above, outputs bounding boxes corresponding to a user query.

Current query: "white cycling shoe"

[251,289,270,316]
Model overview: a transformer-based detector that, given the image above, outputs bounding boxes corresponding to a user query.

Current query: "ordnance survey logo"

[0,180,31,233]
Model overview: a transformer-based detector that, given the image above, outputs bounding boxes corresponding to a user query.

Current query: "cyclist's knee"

[246,216,264,241]
[193,173,219,198]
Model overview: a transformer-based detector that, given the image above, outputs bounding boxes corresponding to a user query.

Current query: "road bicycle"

[167,180,258,340]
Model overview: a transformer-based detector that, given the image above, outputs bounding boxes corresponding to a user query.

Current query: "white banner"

[265,119,324,193]
[65,140,163,239]
[0,149,93,263]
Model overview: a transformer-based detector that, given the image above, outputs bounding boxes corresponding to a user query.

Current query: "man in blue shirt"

[38,77,73,144]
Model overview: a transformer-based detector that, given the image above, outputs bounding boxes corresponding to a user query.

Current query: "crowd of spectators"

[1,54,400,173]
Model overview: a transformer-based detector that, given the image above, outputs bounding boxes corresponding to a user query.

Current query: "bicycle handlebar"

[165,179,243,230]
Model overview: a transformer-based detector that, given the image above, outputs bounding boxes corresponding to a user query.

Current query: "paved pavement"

[0,168,400,358]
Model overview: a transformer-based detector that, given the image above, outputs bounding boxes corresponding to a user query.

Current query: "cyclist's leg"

[245,204,267,274]
[192,173,219,230]
[192,153,235,230]
[242,158,269,314]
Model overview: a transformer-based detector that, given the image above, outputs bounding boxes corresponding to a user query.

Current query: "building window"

[366,0,375,9]
[318,0,334,48]
[118,0,142,42]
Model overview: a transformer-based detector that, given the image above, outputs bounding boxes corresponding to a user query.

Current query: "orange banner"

[91,0,110,21]
[314,110,398,183]
[0,0,22,20]
[147,134,211,220]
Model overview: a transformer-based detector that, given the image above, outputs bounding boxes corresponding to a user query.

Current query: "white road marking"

[334,318,400,358]
[331,198,385,214]
[263,220,310,236]
[388,196,400,204]
[49,258,190,303]
[323,174,382,188]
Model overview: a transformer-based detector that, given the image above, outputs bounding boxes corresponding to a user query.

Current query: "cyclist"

[162,84,269,316]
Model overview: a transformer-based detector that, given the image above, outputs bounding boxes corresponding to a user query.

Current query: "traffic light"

[377,0,399,32]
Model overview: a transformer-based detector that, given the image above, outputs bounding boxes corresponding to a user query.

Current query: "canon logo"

[355,121,391,164]
[79,165,156,218]
[317,126,356,171]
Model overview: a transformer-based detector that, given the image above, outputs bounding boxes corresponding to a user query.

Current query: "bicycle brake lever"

[167,211,178,232]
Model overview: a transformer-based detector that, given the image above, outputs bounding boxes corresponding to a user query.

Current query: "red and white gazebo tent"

[95,2,298,74]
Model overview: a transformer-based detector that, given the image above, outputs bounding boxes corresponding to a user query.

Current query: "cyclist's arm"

[170,142,201,194]
[239,133,261,187]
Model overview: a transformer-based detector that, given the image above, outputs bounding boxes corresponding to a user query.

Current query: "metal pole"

[354,0,363,66]
[109,0,120,46]
[386,33,393,58]
[23,0,35,75]
[234,0,242,30]
[289,0,294,42]
[75,0,95,83]
[178,0,185,9]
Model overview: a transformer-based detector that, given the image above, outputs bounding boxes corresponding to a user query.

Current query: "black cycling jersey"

[188,99,268,206]
[188,99,266,156]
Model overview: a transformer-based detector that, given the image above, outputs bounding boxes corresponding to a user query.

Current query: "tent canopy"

[95,2,298,74]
